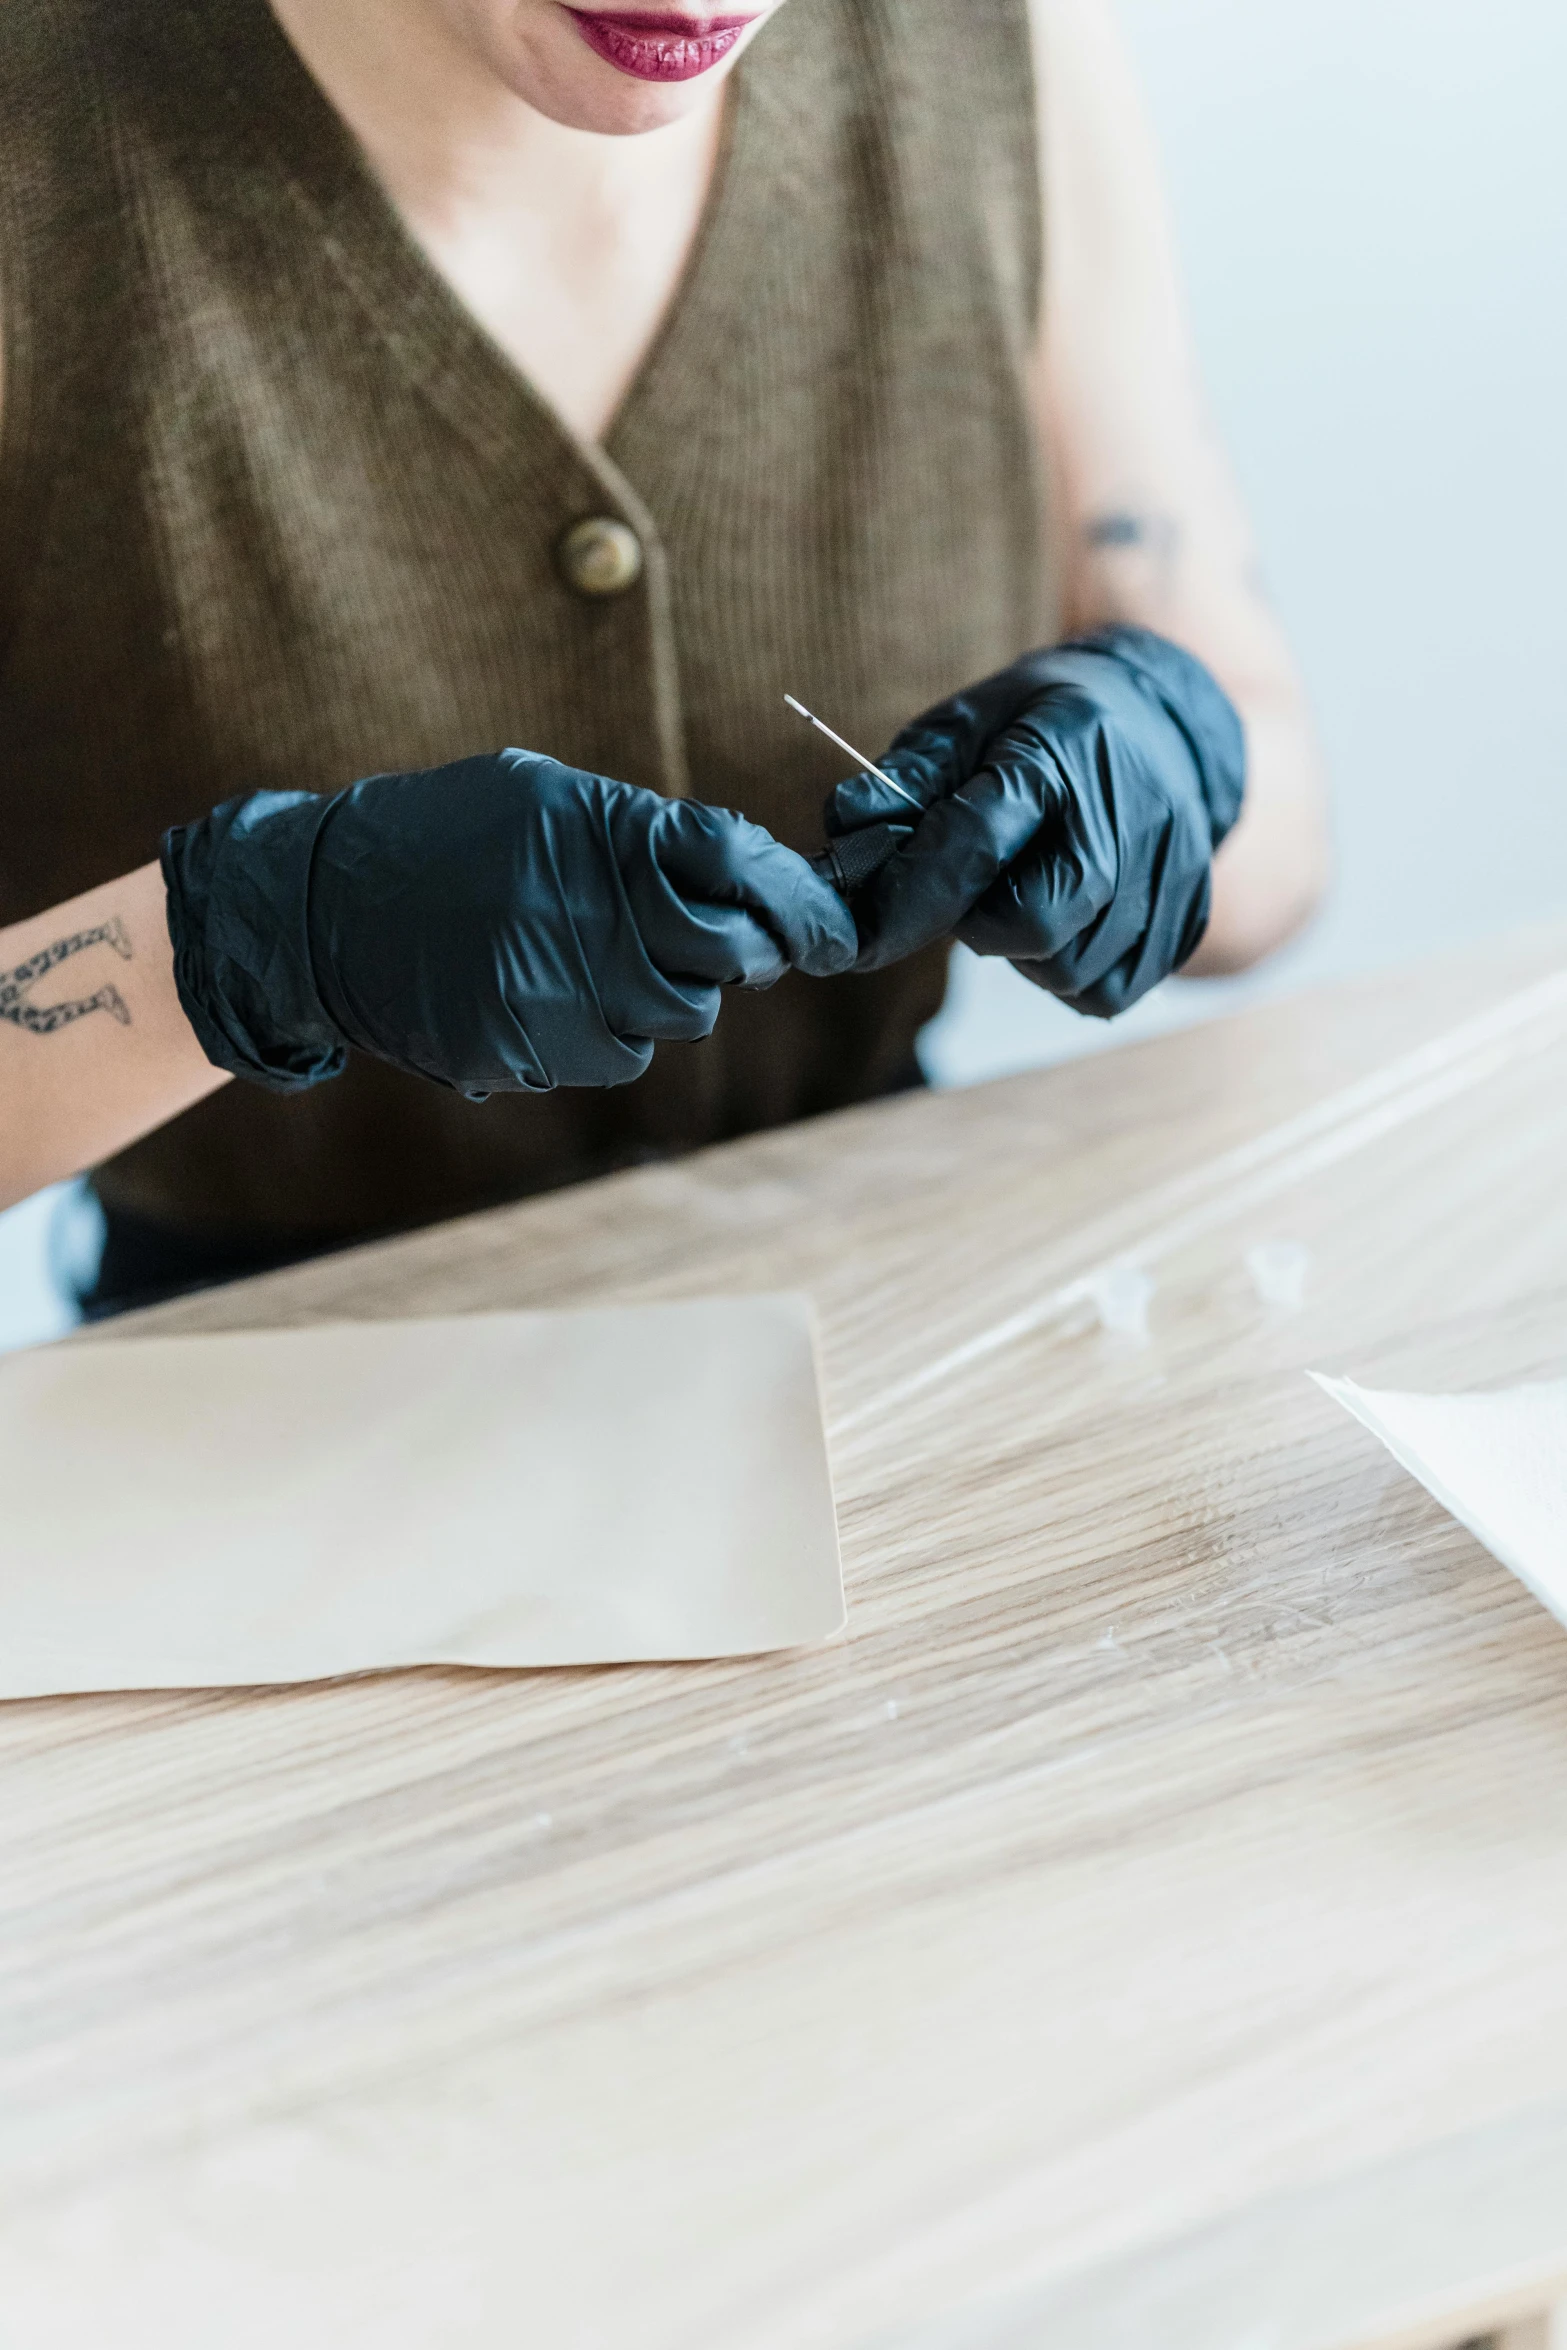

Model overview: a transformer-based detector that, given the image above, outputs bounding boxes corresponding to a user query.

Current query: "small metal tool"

[786,694,920,898]
[784,696,922,811]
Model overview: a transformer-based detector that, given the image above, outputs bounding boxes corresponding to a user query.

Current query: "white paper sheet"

[1312,1371,1567,1627]
[0,1295,844,1698]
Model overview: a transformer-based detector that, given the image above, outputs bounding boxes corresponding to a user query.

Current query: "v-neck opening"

[194,0,752,486]
[599,85,742,463]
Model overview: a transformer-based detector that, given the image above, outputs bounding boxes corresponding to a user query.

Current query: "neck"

[267,0,726,228]
[265,0,733,446]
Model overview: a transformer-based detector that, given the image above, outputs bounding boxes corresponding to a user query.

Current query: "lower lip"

[566,10,759,81]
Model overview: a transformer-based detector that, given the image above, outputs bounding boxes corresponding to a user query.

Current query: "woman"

[0,0,1327,1310]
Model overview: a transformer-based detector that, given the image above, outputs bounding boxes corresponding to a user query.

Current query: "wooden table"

[9,930,1567,2349]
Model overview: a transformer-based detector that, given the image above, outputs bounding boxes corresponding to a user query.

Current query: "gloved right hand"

[162,752,858,1100]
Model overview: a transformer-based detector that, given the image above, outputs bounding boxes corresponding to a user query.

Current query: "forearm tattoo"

[0,917,134,1035]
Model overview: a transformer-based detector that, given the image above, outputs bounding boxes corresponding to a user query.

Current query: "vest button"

[557,515,644,598]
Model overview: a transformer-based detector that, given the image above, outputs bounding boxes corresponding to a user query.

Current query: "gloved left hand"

[823,627,1246,1017]
[163,751,858,1101]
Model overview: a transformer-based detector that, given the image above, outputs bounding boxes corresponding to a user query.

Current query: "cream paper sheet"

[0,1295,844,1698]
[1313,1371,1567,1628]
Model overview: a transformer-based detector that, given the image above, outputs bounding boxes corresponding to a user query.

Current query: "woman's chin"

[519,69,725,135]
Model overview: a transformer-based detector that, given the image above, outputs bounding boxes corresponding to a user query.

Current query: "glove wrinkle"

[162,789,346,1093]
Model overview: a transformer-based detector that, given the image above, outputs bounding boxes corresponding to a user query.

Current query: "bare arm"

[0,865,229,1212]
[0,278,227,1212]
[1030,0,1330,972]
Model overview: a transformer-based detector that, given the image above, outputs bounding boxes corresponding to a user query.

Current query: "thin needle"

[784,695,923,812]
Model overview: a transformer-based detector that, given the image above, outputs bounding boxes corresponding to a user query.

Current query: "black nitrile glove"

[824,628,1246,1018]
[163,752,858,1099]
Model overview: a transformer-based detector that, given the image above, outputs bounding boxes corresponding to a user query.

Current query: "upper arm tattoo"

[1086,510,1273,612]
[1084,510,1182,563]
[1079,509,1184,619]
[0,917,133,1034]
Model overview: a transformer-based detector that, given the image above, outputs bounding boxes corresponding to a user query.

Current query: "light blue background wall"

[4,0,1565,1348]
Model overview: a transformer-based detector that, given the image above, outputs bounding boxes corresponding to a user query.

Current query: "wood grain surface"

[9,928,1567,2348]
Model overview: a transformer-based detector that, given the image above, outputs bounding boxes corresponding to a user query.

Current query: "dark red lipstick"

[565,10,761,82]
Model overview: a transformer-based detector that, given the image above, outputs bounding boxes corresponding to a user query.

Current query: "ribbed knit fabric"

[0,0,1051,1244]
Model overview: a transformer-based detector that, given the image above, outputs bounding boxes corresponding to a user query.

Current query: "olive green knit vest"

[0,0,1049,1244]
